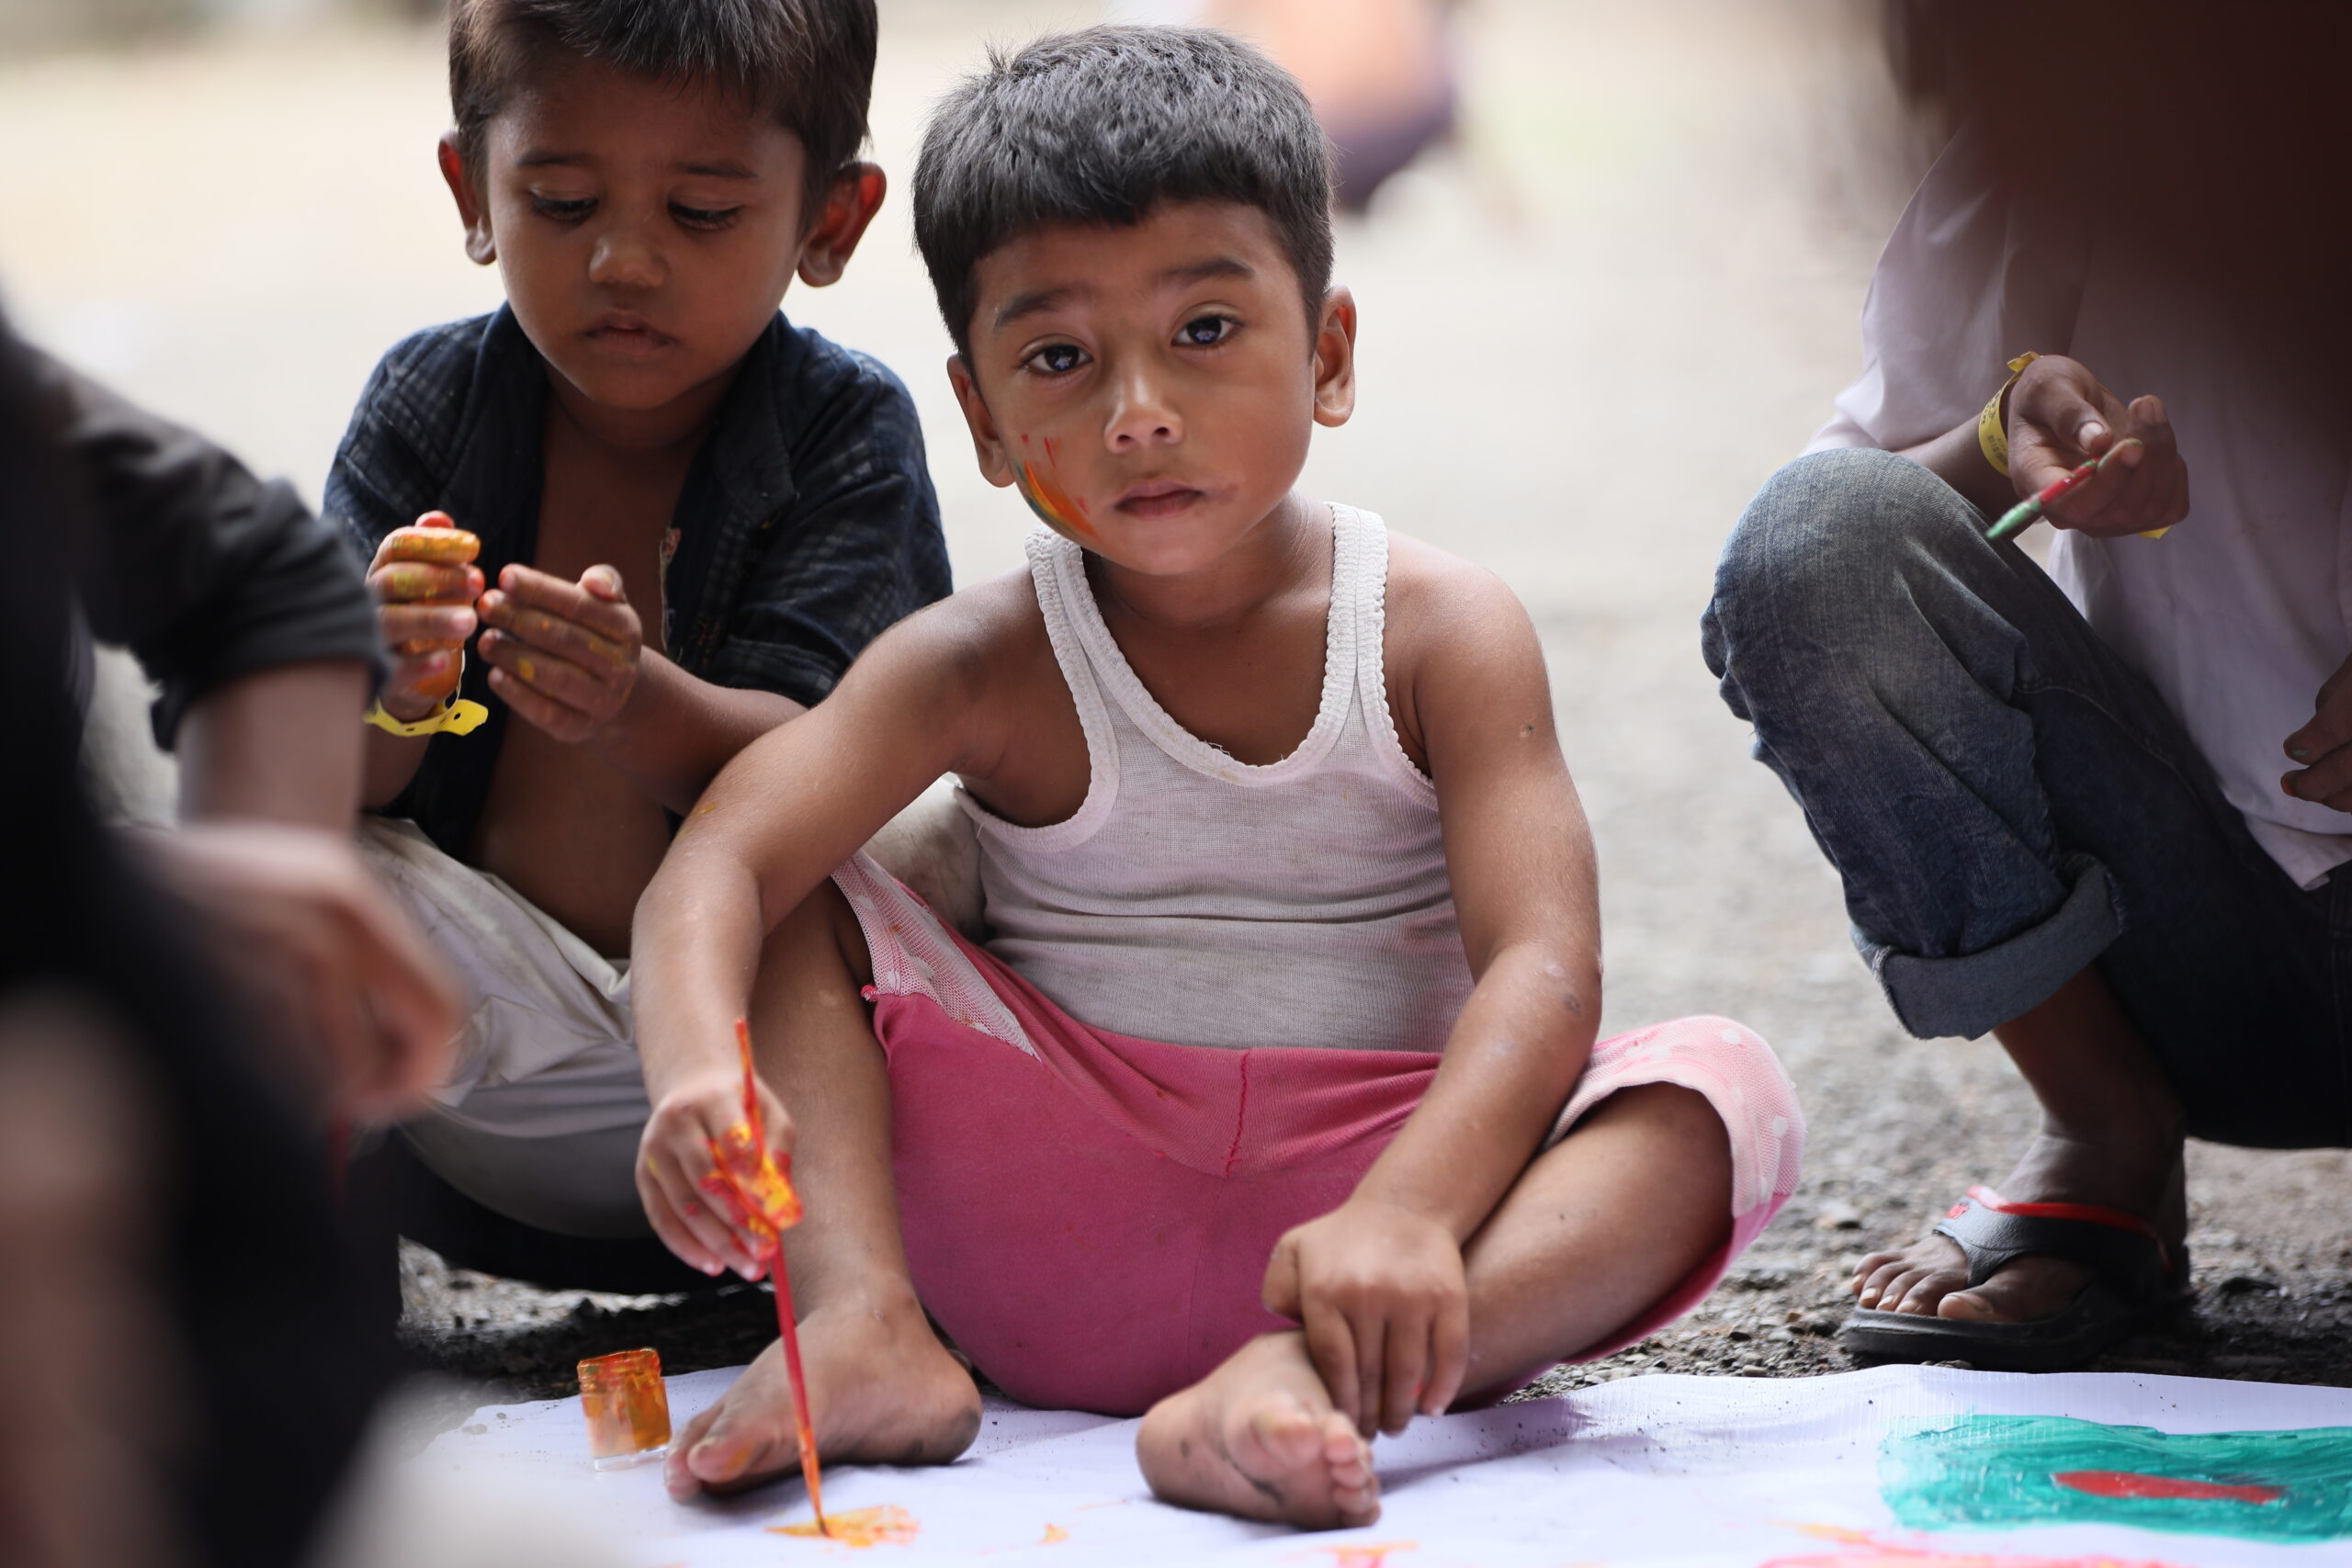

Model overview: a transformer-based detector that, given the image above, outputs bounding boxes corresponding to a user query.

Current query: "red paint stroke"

[2030,458,2102,510]
[699,1020,825,1536]
[2053,1471,2285,1504]
[1760,1523,2184,1568]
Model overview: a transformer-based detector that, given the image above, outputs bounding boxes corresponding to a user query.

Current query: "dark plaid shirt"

[326,305,948,859]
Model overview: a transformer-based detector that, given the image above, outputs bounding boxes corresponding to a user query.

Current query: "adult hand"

[1261,1197,1470,1438]
[2281,655,2352,811]
[637,1063,793,1281]
[137,823,459,1121]
[476,563,644,744]
[368,511,484,722]
[2006,355,2189,537]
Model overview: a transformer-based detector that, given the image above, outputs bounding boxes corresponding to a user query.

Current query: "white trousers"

[358,782,980,1239]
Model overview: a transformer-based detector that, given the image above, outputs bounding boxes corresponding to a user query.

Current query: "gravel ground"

[1,0,2340,1435]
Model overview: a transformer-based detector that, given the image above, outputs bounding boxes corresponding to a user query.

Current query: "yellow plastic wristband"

[1976,352,2039,477]
[366,693,489,738]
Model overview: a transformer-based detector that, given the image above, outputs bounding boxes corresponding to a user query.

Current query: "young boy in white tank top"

[627,25,1803,1530]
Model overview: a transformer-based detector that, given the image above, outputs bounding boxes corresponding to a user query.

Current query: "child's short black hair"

[913,26,1335,358]
[449,0,876,209]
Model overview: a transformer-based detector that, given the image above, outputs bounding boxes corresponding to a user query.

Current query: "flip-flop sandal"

[1838,1185,2188,1372]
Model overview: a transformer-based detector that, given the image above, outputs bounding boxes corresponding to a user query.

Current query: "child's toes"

[1890,1268,1960,1316]
[1321,1415,1381,1524]
[682,1402,794,1494]
[1849,1251,1903,1293]
[1243,1394,1328,1474]
[1856,1261,1905,1307]
[664,1406,723,1497]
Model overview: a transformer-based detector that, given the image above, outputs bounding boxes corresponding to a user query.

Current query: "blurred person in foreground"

[1703,2,2352,1370]
[0,310,458,1567]
[1120,0,1459,209]
[334,0,948,1292]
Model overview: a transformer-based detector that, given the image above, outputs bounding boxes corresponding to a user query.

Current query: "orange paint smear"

[1321,1545,1417,1568]
[771,1505,918,1548]
[1037,1523,1070,1544]
[1759,1523,2185,1568]
[1015,459,1093,539]
[2052,1470,2284,1504]
[698,1020,823,1533]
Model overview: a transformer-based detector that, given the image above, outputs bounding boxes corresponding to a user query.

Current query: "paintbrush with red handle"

[701,1018,826,1536]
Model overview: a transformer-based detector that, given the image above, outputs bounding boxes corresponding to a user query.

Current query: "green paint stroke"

[1882,1414,2352,1543]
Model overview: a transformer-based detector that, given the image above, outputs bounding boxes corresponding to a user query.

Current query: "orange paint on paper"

[1758,1523,2183,1568]
[1037,1523,1070,1544]
[771,1505,918,1549]
[1316,1545,1417,1568]
[698,1020,823,1532]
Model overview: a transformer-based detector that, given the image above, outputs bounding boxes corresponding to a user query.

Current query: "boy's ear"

[1312,286,1358,429]
[946,355,1017,490]
[797,163,888,288]
[437,131,497,267]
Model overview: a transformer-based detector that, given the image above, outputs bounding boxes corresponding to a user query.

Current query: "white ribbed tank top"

[957,505,1473,1053]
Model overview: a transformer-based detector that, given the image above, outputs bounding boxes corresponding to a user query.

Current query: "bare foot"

[665,1292,980,1499]
[1849,1130,2185,1325]
[1136,1332,1379,1529]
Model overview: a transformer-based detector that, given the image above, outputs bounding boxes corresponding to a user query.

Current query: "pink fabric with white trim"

[834,854,1804,1416]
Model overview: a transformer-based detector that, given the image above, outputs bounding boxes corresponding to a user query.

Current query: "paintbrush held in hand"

[699,1019,826,1537]
[1984,442,2171,545]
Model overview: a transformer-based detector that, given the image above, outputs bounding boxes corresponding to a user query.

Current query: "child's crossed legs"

[666,879,1786,1529]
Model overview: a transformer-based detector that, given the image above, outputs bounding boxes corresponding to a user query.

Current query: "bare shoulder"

[831,570,1048,765]
[1381,530,1544,679]
[1375,530,1556,774]
[853,568,1041,694]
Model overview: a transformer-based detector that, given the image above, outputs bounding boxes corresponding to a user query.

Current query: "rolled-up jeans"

[1702,446,2349,1150]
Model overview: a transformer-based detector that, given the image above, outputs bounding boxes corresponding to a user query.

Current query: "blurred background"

[4,0,2343,1399]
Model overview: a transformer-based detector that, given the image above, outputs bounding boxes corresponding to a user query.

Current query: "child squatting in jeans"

[630,27,1804,1529]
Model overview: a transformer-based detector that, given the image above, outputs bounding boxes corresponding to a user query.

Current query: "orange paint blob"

[577,1348,671,1468]
[1037,1523,1070,1544]
[1323,1545,1417,1568]
[770,1505,918,1548]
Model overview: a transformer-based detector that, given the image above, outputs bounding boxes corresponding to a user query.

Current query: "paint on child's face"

[770,1505,918,1548]
[1013,436,1093,539]
[1879,1415,2352,1542]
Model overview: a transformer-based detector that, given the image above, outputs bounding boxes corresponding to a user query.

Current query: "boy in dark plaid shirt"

[327,0,947,1280]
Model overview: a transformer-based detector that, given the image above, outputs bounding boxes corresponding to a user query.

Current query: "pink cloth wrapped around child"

[834,855,1802,1415]
[826,513,1804,1415]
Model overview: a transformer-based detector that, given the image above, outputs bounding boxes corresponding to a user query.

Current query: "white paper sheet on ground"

[413,1364,2352,1566]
